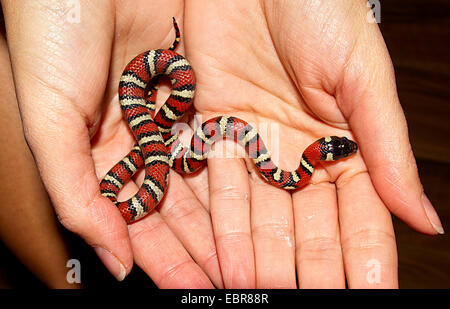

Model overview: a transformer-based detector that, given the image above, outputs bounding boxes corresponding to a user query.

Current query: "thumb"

[338,22,443,235]
[20,99,134,281]
[20,98,134,281]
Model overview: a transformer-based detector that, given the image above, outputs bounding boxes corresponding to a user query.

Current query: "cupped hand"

[2,0,223,288]
[181,0,443,288]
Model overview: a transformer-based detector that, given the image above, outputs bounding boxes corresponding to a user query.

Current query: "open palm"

[182,1,397,288]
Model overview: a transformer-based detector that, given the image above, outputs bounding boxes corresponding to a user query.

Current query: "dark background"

[0,0,449,289]
[376,0,450,289]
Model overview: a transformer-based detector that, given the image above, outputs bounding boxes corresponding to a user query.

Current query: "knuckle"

[341,228,396,253]
[216,231,252,245]
[335,169,368,189]
[157,259,196,286]
[57,194,127,243]
[129,219,166,244]
[252,222,293,242]
[210,184,247,201]
[200,249,220,270]
[55,204,88,234]
[297,236,342,262]
[160,195,200,221]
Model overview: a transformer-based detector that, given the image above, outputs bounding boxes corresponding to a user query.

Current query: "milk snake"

[100,18,358,223]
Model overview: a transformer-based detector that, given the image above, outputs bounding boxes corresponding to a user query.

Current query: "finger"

[249,171,296,289]
[208,156,255,289]
[292,179,345,289]
[172,120,210,210]
[26,112,133,281]
[115,160,222,287]
[9,81,134,281]
[129,211,214,289]
[337,171,398,288]
[183,165,210,211]
[158,170,223,288]
[336,12,443,235]
[261,0,443,234]
[118,177,215,288]
[28,114,133,282]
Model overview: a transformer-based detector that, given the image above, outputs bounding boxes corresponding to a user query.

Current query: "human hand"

[181,0,444,288]
[2,0,223,288]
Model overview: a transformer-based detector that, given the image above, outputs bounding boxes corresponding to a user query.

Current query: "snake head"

[319,136,358,161]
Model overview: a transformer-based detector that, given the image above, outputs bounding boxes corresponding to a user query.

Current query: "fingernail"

[422,193,444,234]
[93,246,127,281]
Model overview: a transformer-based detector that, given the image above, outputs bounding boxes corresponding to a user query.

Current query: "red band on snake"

[100,18,358,223]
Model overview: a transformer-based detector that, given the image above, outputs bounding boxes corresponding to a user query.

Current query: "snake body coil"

[100,19,358,223]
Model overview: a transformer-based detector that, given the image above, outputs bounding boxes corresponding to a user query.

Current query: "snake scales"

[100,18,358,223]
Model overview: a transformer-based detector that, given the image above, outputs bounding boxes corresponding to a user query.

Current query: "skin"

[0,31,80,288]
[1,0,443,288]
